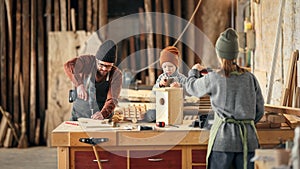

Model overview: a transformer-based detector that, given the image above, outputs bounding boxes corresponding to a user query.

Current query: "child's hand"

[170,82,181,88]
[159,78,168,87]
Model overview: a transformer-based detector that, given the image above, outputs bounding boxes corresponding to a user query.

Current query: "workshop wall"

[253,0,300,105]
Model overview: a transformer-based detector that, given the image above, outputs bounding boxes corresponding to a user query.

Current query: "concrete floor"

[0,146,57,169]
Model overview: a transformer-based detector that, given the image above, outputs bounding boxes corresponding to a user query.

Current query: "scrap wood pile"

[257,50,300,129]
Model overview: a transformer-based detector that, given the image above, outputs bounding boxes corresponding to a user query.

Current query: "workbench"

[51,120,294,169]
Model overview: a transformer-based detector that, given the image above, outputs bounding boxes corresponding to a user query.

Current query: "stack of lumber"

[280,50,300,128]
[256,111,286,129]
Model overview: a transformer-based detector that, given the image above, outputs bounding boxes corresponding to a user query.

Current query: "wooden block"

[266,113,286,123]
[255,121,270,129]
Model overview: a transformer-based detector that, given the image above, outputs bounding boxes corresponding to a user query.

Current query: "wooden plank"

[77,0,85,30]
[71,8,76,31]
[45,0,52,32]
[3,128,12,147]
[13,0,21,123]
[144,0,155,85]
[5,0,13,114]
[138,8,146,84]
[265,104,300,116]
[30,0,37,144]
[281,50,298,106]
[99,0,108,39]
[92,0,98,31]
[185,0,195,67]
[0,0,7,110]
[129,36,136,71]
[57,147,69,169]
[0,112,9,147]
[60,0,67,31]
[162,0,170,46]
[46,31,89,146]
[0,107,19,146]
[86,0,92,32]
[18,74,28,148]
[54,0,60,31]
[173,0,183,70]
[37,0,46,144]
[155,0,163,76]
[67,0,71,30]
[22,0,30,132]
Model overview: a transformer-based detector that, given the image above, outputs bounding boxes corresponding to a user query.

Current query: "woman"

[185,28,264,169]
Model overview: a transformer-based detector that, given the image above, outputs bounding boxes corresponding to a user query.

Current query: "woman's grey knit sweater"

[186,69,264,152]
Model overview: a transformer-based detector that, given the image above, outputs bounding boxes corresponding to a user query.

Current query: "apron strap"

[206,114,257,169]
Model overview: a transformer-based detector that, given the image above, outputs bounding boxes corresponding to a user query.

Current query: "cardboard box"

[252,149,290,169]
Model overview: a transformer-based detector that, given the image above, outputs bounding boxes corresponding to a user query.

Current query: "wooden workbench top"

[51,120,295,148]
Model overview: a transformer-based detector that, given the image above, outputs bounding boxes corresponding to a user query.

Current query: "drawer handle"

[93,159,109,163]
[148,158,163,162]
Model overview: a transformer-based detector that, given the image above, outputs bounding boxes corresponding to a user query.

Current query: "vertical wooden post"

[99,0,108,40]
[38,0,46,144]
[13,0,22,123]
[60,0,67,31]
[86,0,92,32]
[77,0,85,30]
[92,0,98,31]
[30,0,37,144]
[138,8,146,84]
[0,0,7,110]
[185,0,195,68]
[22,0,30,131]
[155,0,163,75]
[173,0,183,69]
[144,0,155,85]
[5,0,13,118]
[54,0,60,31]
[162,0,170,46]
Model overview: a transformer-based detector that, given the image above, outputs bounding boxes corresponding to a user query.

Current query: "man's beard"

[98,69,108,76]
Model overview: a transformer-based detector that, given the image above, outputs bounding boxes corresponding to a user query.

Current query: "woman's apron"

[206,113,258,169]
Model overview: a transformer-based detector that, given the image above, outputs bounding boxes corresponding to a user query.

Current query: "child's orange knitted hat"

[159,46,179,67]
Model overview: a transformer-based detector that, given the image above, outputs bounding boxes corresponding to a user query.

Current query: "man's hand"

[77,84,88,101]
[91,111,104,120]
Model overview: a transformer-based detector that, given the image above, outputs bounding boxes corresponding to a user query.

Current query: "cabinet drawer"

[75,150,127,169]
[129,150,182,169]
[192,149,207,163]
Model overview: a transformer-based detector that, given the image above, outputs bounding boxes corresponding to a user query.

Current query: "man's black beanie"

[96,40,117,63]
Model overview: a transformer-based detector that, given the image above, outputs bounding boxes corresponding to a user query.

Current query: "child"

[153,46,187,89]
[185,28,264,169]
[144,46,187,123]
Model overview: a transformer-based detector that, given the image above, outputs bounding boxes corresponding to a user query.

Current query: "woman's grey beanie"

[215,28,239,60]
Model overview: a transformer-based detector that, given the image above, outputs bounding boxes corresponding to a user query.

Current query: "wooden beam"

[30,0,37,144]
[173,0,183,70]
[265,104,300,116]
[155,0,162,76]
[162,0,170,46]
[77,0,85,30]
[60,0,67,31]
[92,0,98,31]
[37,0,46,144]
[138,8,146,84]
[0,0,7,110]
[54,0,60,31]
[5,0,13,115]
[13,0,21,123]
[22,0,30,130]
[99,0,108,40]
[144,0,155,85]
[86,0,92,32]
